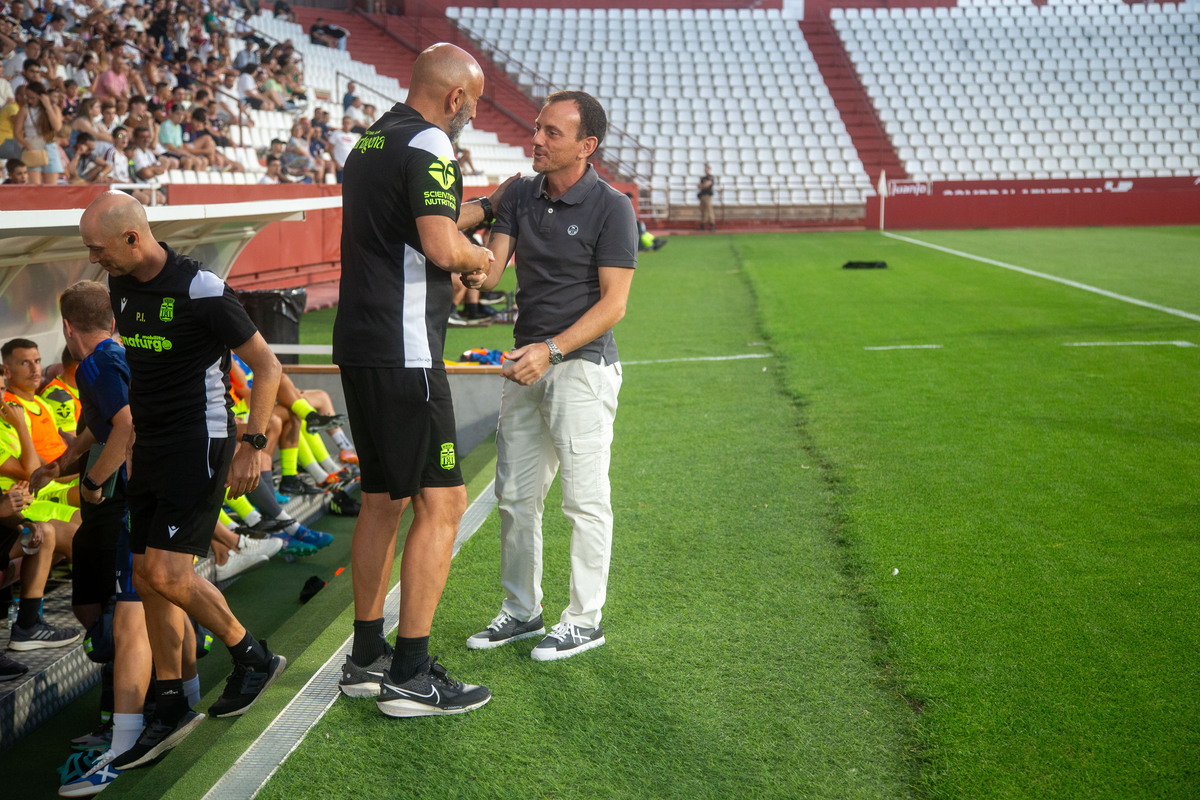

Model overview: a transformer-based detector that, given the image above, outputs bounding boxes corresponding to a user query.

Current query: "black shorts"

[340,366,464,499]
[71,498,126,607]
[127,437,233,558]
[0,523,18,560]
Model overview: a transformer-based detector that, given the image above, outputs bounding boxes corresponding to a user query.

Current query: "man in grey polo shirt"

[464,90,637,662]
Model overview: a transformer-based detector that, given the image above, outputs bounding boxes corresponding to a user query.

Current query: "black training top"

[109,244,258,445]
[334,103,463,369]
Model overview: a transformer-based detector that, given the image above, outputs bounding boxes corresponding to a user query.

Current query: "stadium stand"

[833,0,1200,182]
[448,6,874,214]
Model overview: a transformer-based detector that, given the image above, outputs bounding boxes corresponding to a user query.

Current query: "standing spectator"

[342,80,356,110]
[697,163,716,231]
[332,43,505,717]
[0,83,21,159]
[326,114,358,183]
[468,91,637,662]
[79,191,287,767]
[13,80,62,185]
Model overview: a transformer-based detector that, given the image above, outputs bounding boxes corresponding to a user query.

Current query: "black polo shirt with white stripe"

[492,164,637,365]
[334,103,463,369]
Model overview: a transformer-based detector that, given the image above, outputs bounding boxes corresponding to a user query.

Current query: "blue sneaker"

[59,749,121,797]
[293,525,333,549]
[57,750,99,786]
[271,532,317,558]
[275,491,290,505]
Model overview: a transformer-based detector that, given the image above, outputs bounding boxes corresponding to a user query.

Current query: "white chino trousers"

[495,357,622,630]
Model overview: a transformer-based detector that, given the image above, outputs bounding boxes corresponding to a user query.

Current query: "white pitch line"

[622,353,773,365]
[882,232,1200,324]
[863,344,944,351]
[203,479,497,800]
[1063,341,1198,348]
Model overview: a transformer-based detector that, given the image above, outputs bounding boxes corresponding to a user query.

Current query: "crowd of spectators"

[0,0,362,194]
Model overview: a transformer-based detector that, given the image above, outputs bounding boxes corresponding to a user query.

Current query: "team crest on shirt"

[567,225,579,236]
[439,442,456,470]
[428,157,457,191]
[159,297,175,322]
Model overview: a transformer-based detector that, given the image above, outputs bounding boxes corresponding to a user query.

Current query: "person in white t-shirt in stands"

[326,115,359,183]
[258,153,288,185]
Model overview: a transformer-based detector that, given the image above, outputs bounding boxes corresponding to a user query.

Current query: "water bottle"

[19,523,38,555]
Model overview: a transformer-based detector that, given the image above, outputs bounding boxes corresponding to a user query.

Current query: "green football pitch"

[11,227,1199,799]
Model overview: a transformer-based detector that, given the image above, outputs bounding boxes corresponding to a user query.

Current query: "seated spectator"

[147,81,172,124]
[235,63,273,111]
[282,121,329,183]
[157,104,206,171]
[66,131,113,183]
[129,123,167,182]
[456,145,480,176]
[235,11,270,51]
[232,38,258,72]
[60,78,80,118]
[185,107,243,172]
[0,83,20,160]
[260,66,296,111]
[69,98,109,154]
[107,125,163,204]
[309,18,347,51]
[2,157,27,183]
[258,153,286,184]
[273,0,296,23]
[123,95,157,146]
[92,53,133,102]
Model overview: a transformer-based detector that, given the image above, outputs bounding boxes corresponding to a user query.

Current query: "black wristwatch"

[476,196,495,225]
[81,475,102,492]
[241,432,268,450]
[545,339,564,365]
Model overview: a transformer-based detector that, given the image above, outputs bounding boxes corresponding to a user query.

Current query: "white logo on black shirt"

[567,225,579,236]
[120,298,127,311]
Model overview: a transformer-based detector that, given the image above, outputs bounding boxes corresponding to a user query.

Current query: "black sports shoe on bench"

[208,645,287,718]
[304,411,346,433]
[111,709,204,770]
[376,658,490,718]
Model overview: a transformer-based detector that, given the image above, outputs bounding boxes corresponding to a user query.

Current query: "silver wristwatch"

[545,339,564,365]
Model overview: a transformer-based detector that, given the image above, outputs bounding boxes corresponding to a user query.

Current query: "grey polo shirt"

[492,163,638,365]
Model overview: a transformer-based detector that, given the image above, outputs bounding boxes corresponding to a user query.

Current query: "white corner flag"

[877,169,887,231]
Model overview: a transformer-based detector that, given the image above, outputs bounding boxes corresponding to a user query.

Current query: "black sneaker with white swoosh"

[376,658,491,718]
[338,644,393,698]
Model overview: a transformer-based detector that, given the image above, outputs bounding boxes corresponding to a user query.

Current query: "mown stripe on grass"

[202,481,496,800]
[882,231,1200,323]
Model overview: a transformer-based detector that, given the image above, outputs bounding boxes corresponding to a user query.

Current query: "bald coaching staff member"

[467,91,637,662]
[333,42,511,718]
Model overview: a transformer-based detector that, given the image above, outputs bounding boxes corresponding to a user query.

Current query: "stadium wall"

[869,177,1200,230]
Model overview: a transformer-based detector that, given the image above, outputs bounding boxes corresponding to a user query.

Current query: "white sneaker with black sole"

[530,622,605,662]
[465,609,545,650]
[376,659,490,718]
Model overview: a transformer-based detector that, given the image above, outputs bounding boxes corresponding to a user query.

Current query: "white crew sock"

[303,461,328,482]
[112,713,143,755]
[319,456,339,474]
[241,509,262,526]
[331,430,352,451]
